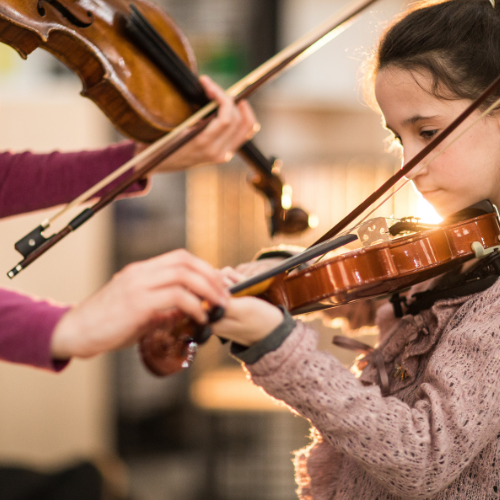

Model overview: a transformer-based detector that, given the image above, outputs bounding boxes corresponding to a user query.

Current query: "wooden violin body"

[265,212,500,314]
[140,212,500,376]
[0,0,197,142]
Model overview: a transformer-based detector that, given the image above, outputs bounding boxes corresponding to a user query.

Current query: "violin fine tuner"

[358,216,438,249]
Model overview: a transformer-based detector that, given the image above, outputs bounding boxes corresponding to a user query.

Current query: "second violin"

[0,0,308,237]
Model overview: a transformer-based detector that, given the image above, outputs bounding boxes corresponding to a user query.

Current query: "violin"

[265,212,500,314]
[0,0,308,237]
[140,210,500,377]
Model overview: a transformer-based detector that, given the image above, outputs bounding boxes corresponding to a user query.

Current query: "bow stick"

[7,0,379,278]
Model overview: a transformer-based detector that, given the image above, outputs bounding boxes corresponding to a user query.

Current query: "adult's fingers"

[120,263,228,311]
[199,76,257,160]
[220,266,245,286]
[131,250,227,296]
[154,266,229,307]
[142,249,221,282]
[230,100,259,147]
[139,285,208,324]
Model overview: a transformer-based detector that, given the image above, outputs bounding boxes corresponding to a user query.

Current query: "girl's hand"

[136,76,258,173]
[211,296,284,347]
[50,250,229,360]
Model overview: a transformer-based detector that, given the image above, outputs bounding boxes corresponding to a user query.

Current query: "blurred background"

[0,0,436,499]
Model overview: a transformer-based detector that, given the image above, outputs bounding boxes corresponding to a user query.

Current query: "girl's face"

[375,66,500,218]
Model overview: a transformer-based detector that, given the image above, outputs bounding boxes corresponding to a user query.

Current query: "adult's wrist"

[50,307,80,360]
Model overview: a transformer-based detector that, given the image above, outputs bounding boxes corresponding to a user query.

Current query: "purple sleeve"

[0,141,146,370]
[0,141,148,218]
[0,288,71,370]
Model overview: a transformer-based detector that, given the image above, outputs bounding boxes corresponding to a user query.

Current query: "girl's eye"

[420,129,438,140]
[394,134,402,145]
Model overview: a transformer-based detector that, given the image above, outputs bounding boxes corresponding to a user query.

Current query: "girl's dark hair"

[364,0,500,110]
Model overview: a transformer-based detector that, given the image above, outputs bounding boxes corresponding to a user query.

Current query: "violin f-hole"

[37,0,93,28]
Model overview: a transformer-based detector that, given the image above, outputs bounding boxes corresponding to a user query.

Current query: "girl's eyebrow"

[385,114,438,132]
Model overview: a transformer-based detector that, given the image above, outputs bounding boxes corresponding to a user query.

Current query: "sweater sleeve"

[243,295,500,499]
[0,288,70,371]
[0,141,147,218]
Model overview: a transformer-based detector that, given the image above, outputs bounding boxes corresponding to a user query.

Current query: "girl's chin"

[428,198,479,220]
[420,190,454,217]
[420,190,442,207]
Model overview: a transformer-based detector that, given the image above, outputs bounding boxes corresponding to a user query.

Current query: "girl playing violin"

[212,1,500,498]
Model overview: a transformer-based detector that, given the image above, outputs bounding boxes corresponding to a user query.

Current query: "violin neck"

[125,4,275,179]
[126,5,209,107]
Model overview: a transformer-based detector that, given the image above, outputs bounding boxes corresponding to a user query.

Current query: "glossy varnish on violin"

[265,213,500,314]
[0,0,197,142]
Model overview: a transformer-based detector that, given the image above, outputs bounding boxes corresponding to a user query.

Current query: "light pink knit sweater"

[244,278,500,499]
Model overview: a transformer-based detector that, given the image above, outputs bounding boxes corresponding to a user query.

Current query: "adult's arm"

[0,288,69,370]
[0,141,146,218]
[1,249,230,371]
[236,287,500,499]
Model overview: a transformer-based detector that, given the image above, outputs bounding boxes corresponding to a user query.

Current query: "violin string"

[312,95,500,264]
[38,0,377,230]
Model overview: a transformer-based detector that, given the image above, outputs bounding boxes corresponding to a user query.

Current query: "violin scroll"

[140,304,223,376]
[139,311,205,376]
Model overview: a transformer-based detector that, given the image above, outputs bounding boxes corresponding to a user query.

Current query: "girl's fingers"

[211,296,284,346]
[235,258,284,278]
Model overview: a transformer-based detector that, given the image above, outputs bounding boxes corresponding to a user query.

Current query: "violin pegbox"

[358,218,391,247]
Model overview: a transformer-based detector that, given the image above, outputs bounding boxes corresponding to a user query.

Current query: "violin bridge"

[358,218,391,248]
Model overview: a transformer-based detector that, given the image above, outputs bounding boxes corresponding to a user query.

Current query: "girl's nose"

[402,145,429,181]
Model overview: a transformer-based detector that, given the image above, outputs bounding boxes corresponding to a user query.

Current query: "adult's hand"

[135,76,259,173]
[50,250,229,360]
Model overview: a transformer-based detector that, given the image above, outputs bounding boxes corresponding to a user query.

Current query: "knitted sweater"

[239,278,500,499]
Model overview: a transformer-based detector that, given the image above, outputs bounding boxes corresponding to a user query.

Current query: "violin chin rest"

[280,207,310,234]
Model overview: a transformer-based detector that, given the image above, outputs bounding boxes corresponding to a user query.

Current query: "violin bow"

[309,72,500,249]
[7,0,379,278]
